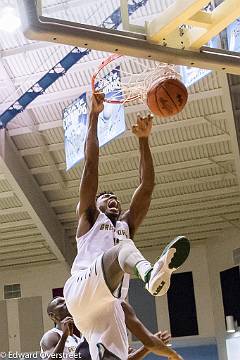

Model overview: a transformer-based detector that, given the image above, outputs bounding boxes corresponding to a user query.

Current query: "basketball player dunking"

[64,93,190,360]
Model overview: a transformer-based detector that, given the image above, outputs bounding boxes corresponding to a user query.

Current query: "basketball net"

[91,54,181,104]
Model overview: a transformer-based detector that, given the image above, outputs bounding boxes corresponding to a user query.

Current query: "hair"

[96,191,114,200]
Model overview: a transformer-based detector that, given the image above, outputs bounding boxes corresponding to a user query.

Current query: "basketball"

[146,78,188,117]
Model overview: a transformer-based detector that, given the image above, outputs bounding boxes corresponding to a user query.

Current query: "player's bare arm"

[121,114,154,238]
[127,331,171,360]
[41,317,74,356]
[122,302,182,359]
[40,332,60,352]
[76,93,104,238]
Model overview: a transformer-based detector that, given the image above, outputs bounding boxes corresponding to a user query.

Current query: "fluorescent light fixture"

[226,316,236,333]
[0,7,21,33]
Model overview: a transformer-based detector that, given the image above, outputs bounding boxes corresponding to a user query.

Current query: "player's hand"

[132,114,153,138]
[60,316,74,337]
[168,353,184,360]
[91,93,105,115]
[145,335,180,358]
[156,330,171,345]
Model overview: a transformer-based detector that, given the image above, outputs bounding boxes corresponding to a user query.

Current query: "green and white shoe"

[145,236,190,296]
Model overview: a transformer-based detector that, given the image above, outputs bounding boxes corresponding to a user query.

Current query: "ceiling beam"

[146,200,240,218]
[0,250,51,260]
[0,129,74,266]
[0,42,60,58]
[137,222,231,238]
[19,131,230,157]
[12,56,103,86]
[52,183,239,209]
[0,228,41,240]
[0,55,105,89]
[219,73,240,190]
[65,213,224,233]
[134,230,222,247]
[30,152,234,176]
[0,254,57,268]
[63,202,239,231]
[130,186,240,208]
[58,198,240,223]
[0,219,34,230]
[40,161,235,192]
[98,189,239,220]
[0,235,44,247]
[64,207,240,235]
[0,242,46,254]
[22,109,66,191]
[139,211,240,232]
[0,206,25,216]
[0,190,15,199]
[8,110,226,137]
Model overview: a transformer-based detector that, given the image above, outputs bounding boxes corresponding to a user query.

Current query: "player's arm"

[77,94,104,237]
[41,317,74,357]
[128,346,149,359]
[121,114,154,238]
[127,331,171,360]
[122,302,181,359]
[41,332,66,357]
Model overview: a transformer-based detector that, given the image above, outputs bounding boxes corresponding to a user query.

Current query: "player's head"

[47,296,70,323]
[96,191,121,220]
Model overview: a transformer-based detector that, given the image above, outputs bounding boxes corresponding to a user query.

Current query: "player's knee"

[114,240,133,255]
[105,239,136,264]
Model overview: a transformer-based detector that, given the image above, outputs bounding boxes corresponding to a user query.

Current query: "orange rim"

[91,54,141,104]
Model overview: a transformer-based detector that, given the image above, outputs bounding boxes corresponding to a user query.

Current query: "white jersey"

[71,211,130,299]
[71,211,129,267]
[40,328,83,357]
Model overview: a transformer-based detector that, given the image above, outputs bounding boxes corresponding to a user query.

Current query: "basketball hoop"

[91,54,181,105]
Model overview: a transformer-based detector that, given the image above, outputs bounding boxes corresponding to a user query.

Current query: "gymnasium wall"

[0,300,9,351]
[206,227,240,360]
[0,262,69,352]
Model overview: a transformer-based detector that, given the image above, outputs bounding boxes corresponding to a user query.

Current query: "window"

[167,272,199,337]
[220,266,240,325]
[4,283,21,299]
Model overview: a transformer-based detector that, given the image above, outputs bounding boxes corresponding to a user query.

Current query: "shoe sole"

[162,236,190,270]
[147,236,190,296]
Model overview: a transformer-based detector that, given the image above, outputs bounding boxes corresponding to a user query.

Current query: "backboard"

[18,0,240,74]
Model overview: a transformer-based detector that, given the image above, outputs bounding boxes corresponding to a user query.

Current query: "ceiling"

[0,0,240,270]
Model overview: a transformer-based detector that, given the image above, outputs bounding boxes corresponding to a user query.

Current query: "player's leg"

[102,238,150,294]
[103,236,190,296]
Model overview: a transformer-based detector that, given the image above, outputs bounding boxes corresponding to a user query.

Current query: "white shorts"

[63,255,129,360]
